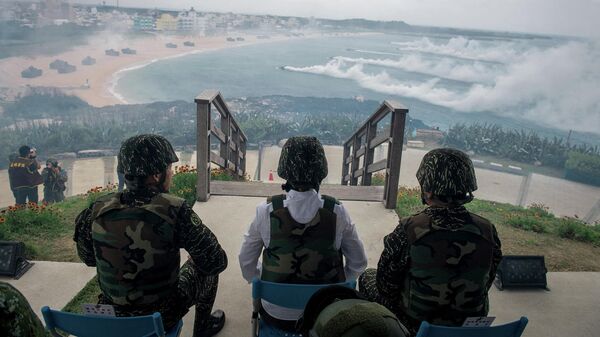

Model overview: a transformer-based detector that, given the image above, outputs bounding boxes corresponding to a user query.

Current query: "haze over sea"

[115,31,600,140]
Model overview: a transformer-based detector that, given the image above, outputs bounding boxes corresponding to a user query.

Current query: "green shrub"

[84,184,117,206]
[371,172,386,186]
[395,186,423,217]
[557,219,600,244]
[170,166,249,205]
[526,203,554,219]
[565,151,600,186]
[172,167,197,205]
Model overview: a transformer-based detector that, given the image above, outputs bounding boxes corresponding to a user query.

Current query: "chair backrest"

[41,306,166,337]
[415,317,528,337]
[251,278,357,309]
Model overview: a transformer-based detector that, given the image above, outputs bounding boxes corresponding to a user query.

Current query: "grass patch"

[0,186,115,262]
[395,186,600,271]
[62,276,101,313]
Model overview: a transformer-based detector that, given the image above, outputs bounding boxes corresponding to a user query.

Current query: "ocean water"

[115,32,599,138]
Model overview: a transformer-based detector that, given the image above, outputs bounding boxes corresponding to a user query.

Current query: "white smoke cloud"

[283,59,460,105]
[392,36,531,63]
[445,41,600,132]
[283,40,600,133]
[333,55,503,83]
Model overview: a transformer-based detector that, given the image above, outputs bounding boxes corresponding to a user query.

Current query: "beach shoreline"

[0,31,374,107]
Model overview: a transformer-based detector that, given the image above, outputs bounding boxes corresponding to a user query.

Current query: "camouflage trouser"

[0,282,50,337]
[100,260,219,330]
[358,268,420,336]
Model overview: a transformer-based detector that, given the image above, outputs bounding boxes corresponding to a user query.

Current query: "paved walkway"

[2,196,600,336]
[0,261,96,320]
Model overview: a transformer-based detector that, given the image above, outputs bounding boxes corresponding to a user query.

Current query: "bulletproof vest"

[261,194,345,284]
[90,192,184,306]
[400,211,495,326]
[8,157,41,190]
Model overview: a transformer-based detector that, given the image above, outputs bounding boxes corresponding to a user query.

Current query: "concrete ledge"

[0,261,96,320]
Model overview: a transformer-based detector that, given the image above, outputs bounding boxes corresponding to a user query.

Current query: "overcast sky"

[81,0,600,37]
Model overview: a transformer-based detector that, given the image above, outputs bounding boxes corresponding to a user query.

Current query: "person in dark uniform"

[8,146,42,205]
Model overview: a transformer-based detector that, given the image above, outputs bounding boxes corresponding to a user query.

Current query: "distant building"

[42,0,72,22]
[133,15,155,31]
[155,13,177,32]
[177,8,207,35]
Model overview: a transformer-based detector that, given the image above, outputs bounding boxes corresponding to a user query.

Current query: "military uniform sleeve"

[488,224,503,290]
[175,202,228,276]
[376,218,410,301]
[73,206,96,266]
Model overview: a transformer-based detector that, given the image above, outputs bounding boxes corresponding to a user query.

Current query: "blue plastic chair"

[251,278,357,337]
[41,306,183,337]
[415,317,528,337]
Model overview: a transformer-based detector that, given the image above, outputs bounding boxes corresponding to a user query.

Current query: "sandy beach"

[0,31,355,107]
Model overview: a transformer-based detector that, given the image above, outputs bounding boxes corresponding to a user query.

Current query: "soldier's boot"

[193,309,225,337]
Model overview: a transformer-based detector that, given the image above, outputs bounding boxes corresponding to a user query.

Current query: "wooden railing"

[195,90,247,202]
[341,100,408,209]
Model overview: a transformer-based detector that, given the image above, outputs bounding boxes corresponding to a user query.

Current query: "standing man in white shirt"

[239,136,368,332]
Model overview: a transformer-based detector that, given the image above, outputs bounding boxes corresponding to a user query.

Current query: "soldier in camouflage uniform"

[358,148,502,336]
[0,281,49,337]
[239,136,367,331]
[73,134,228,337]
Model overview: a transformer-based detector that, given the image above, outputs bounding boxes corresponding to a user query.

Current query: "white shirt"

[239,189,368,320]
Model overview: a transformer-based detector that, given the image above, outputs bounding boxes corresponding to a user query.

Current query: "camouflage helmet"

[46,158,59,167]
[278,136,328,186]
[416,148,477,196]
[118,134,178,177]
[300,286,408,337]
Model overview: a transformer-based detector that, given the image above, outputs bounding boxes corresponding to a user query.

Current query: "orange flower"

[0,217,5,223]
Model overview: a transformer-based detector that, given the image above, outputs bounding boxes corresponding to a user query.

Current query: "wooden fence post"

[195,97,211,202]
[384,103,408,209]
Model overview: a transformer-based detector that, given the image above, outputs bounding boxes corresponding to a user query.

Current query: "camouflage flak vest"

[90,192,184,306]
[261,194,345,284]
[401,212,495,326]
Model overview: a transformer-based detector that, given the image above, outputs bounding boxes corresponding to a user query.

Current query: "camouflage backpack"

[261,194,344,284]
